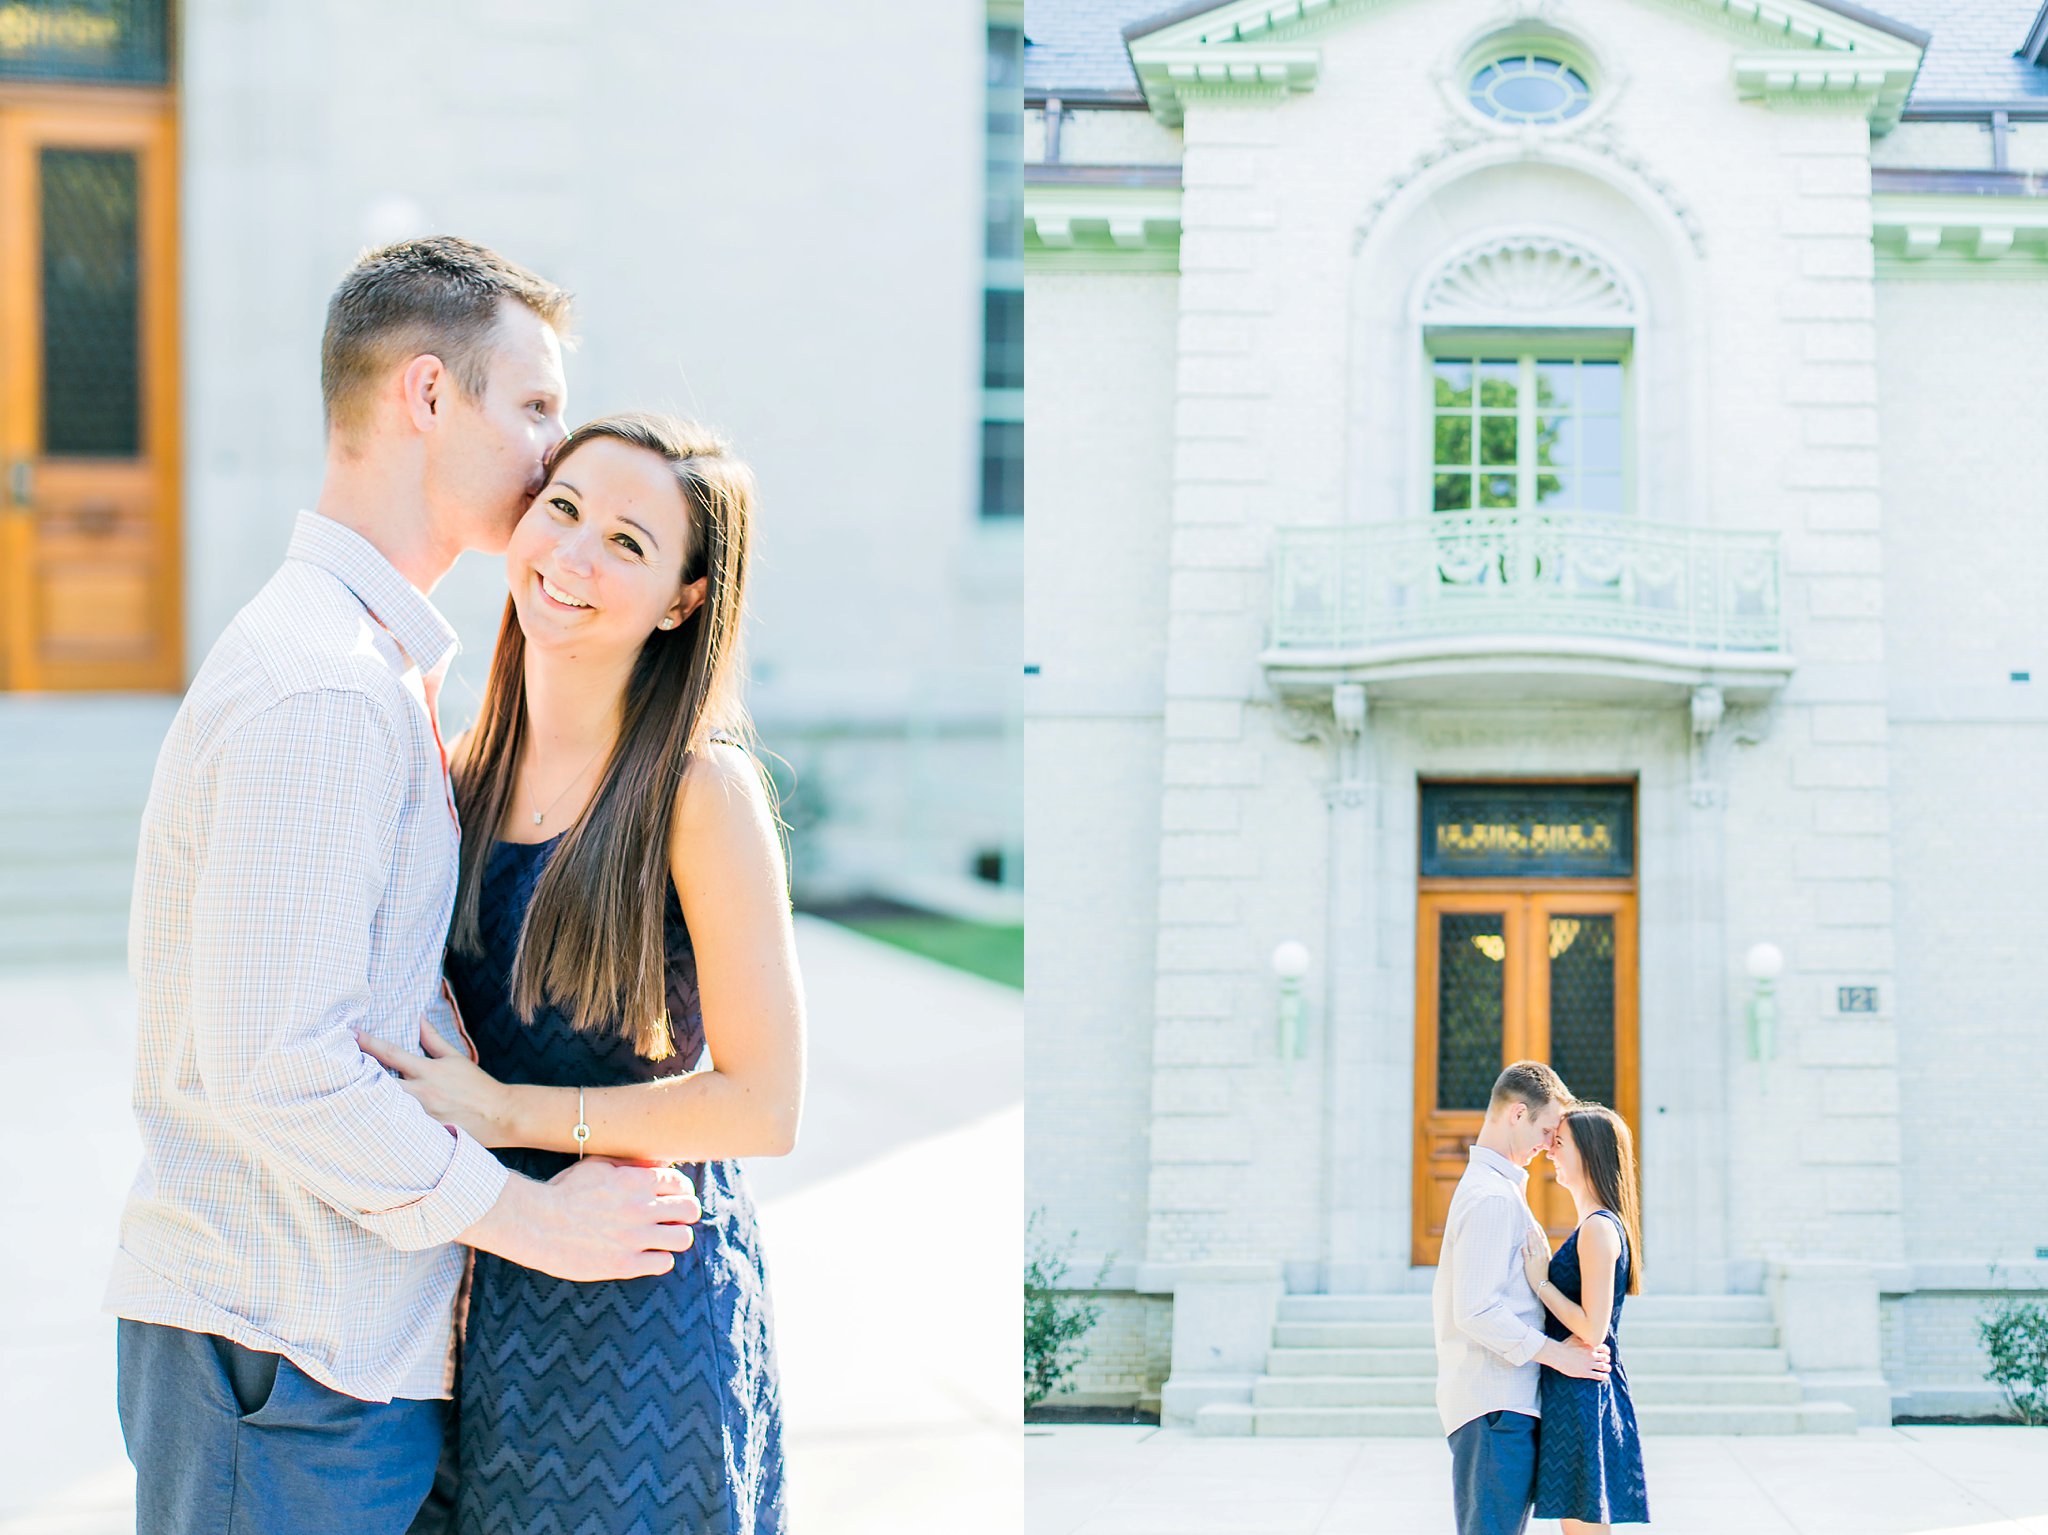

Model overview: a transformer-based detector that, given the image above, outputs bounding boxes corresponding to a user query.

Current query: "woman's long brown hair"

[449,411,762,1058]
[1563,1103,1644,1296]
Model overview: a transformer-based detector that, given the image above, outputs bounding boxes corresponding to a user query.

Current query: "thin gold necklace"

[527,740,610,827]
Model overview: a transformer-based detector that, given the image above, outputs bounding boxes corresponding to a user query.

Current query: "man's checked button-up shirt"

[104,511,510,1402]
[1432,1144,1550,1436]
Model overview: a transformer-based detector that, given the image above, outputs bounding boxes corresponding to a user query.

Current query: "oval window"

[1469,55,1591,125]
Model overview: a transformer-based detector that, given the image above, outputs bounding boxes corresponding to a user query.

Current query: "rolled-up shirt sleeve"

[1448,1194,1547,1367]
[189,687,509,1251]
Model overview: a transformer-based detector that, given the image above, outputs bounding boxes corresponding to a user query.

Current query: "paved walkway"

[1028,1424,2048,1534]
[0,917,1022,1535]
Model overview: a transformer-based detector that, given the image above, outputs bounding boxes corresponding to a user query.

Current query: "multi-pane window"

[980,22,1023,519]
[1431,356,1624,515]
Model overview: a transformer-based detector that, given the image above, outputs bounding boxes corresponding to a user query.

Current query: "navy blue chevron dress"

[1533,1208,1648,1525]
[445,833,786,1535]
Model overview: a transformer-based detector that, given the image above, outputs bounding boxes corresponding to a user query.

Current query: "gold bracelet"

[572,1086,590,1158]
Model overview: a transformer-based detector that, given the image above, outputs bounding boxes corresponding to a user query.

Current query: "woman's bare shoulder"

[1579,1211,1623,1253]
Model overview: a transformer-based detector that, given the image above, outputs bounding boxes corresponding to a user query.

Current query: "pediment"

[1123,0,1926,128]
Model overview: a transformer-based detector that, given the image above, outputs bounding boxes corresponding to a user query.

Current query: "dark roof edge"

[1119,0,1930,48]
[1901,99,2048,119]
[1123,0,1227,45]
[1025,163,1185,188]
[1807,0,1930,49]
[1028,89,1150,108]
[2022,3,2048,66]
[1871,166,2048,196]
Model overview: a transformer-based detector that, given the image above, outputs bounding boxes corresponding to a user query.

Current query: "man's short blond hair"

[320,235,571,440]
[1489,1060,1571,1115]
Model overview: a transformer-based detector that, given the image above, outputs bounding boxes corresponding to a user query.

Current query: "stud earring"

[659,618,677,630]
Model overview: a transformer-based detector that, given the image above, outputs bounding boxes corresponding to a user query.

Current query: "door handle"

[6,460,29,507]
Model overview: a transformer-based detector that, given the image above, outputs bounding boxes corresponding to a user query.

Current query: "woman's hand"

[359,1020,513,1147]
[1522,1228,1553,1294]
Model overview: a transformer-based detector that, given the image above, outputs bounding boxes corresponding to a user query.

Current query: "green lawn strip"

[832,915,1022,989]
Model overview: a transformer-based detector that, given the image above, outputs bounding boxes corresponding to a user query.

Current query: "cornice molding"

[1025,178,1184,269]
[1871,190,2048,266]
[1120,0,1925,130]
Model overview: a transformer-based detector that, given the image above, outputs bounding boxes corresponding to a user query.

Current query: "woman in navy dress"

[365,413,803,1534]
[1522,1102,1650,1531]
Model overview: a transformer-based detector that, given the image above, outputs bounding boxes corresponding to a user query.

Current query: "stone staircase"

[1196,1293,1860,1436]
[0,696,176,971]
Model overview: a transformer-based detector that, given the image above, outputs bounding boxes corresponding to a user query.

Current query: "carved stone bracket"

[1689,683,1725,808]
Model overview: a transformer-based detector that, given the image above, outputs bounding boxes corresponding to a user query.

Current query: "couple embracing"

[1434,1061,1651,1534]
[104,237,803,1534]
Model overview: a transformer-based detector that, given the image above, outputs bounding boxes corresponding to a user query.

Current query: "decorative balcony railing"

[1269,514,1785,657]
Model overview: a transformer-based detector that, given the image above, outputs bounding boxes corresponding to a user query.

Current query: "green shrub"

[1978,1299,2048,1426]
[1024,1208,1111,1410]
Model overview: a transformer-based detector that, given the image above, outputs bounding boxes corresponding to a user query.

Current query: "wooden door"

[0,100,179,691]
[1412,886,1638,1266]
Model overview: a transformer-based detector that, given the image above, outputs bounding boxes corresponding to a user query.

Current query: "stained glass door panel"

[1413,889,1638,1266]
[1413,897,1528,1266]
[0,104,178,691]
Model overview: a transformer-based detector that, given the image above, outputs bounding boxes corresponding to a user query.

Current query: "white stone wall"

[1049,1293,1173,1407]
[1024,0,2048,1408]
[1023,270,1181,1265]
[1875,273,2048,1268]
[1136,0,1907,1286]
[178,0,1010,897]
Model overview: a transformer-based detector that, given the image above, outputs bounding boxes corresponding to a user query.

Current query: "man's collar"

[1469,1142,1530,1189]
[286,511,458,676]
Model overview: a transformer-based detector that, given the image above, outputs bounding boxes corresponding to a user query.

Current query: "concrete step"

[0,860,137,915]
[1253,1374,1808,1409]
[0,907,129,969]
[1272,1319,1779,1350]
[1275,1293,1774,1324]
[1201,1398,1859,1438]
[1268,1344,1794,1377]
[0,811,146,867]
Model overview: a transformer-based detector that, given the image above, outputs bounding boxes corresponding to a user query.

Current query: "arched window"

[1420,235,1636,518]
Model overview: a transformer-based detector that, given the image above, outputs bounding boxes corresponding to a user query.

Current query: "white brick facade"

[1027,0,2048,1416]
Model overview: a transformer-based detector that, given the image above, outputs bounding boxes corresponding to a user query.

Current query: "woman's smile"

[537,572,595,611]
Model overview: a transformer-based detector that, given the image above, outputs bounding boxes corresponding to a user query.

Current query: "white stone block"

[1796,1024,1899,1067]
[1156,831,1259,882]
[1155,973,1240,1019]
[1170,570,1252,613]
[1779,280,1877,321]
[1785,447,1881,488]
[1170,527,1265,570]
[1824,1167,1904,1215]
[1791,747,1889,790]
[1807,705,1889,743]
[1175,439,1268,484]
[1160,791,1244,834]
[1821,1071,1900,1117]
[1153,1021,1252,1069]
[1799,1119,1902,1166]
[1164,700,1247,741]
[1153,1067,1234,1116]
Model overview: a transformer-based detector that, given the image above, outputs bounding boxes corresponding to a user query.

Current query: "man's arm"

[1448,1197,1613,1380]
[189,687,508,1250]
[1447,1194,1550,1367]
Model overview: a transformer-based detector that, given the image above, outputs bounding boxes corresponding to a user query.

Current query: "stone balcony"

[1260,513,1796,706]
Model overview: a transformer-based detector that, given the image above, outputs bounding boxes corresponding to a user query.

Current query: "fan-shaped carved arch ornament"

[1421,233,1637,326]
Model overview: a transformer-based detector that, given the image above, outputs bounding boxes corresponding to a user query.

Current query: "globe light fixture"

[1745,941,1784,1076]
[1272,941,1311,1064]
